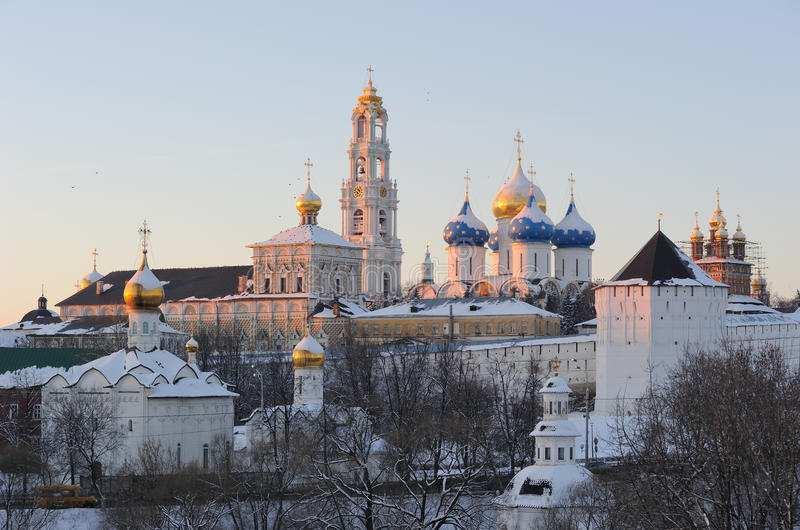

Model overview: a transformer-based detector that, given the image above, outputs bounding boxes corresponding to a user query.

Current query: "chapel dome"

[732,217,746,241]
[509,186,555,243]
[551,200,596,248]
[295,181,322,216]
[443,196,490,247]
[123,251,164,310]
[292,333,325,368]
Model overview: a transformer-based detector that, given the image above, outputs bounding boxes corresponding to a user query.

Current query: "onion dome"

[708,190,727,230]
[716,225,729,240]
[732,215,746,241]
[487,228,500,251]
[295,181,322,216]
[292,332,325,368]
[690,212,704,242]
[185,337,199,353]
[124,224,164,310]
[78,249,103,290]
[443,193,490,247]
[551,196,595,248]
[492,159,542,219]
[509,186,555,243]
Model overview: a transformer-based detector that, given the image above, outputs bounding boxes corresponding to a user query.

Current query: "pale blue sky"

[1,1,798,323]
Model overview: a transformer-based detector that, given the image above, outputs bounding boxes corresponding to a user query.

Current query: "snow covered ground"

[0,508,102,529]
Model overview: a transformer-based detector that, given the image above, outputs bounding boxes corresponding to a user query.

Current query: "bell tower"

[340,67,403,305]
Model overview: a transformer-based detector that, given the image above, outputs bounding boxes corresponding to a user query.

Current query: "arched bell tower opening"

[340,67,403,307]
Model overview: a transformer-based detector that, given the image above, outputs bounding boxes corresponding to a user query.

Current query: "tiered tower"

[123,221,165,352]
[340,67,403,304]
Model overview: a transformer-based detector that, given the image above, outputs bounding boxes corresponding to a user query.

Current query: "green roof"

[0,348,102,375]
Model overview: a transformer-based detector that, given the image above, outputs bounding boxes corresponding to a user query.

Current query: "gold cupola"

[492,132,545,219]
[690,211,704,241]
[123,221,165,310]
[295,158,322,225]
[292,331,325,369]
[708,189,727,231]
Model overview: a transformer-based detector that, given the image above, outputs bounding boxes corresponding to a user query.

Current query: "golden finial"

[568,172,576,202]
[513,130,524,162]
[304,157,314,186]
[658,212,664,231]
[464,169,471,199]
[138,219,151,255]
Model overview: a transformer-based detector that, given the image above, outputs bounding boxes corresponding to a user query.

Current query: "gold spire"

[124,220,165,309]
[709,189,727,230]
[357,65,383,107]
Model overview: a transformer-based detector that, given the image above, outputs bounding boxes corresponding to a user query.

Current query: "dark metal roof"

[611,231,698,284]
[0,348,102,375]
[19,309,62,325]
[56,265,252,307]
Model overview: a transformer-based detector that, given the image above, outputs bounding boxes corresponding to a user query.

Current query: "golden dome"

[708,190,727,230]
[690,211,704,242]
[492,160,545,219]
[123,251,165,310]
[292,333,325,368]
[295,182,322,216]
[357,79,384,107]
[185,337,199,353]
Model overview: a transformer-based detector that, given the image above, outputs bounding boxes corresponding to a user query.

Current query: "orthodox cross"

[139,219,151,254]
[304,157,314,185]
[694,210,700,229]
[464,169,471,198]
[715,188,721,209]
[528,161,537,180]
[367,65,374,83]
[658,212,664,231]
[91,248,98,271]
[514,130,524,161]
[568,172,576,201]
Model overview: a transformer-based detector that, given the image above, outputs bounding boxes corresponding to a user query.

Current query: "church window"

[296,276,303,292]
[548,401,553,414]
[469,257,473,274]
[383,272,390,295]
[128,419,133,432]
[544,447,551,460]
[379,210,387,236]
[562,258,565,277]
[558,447,564,460]
[375,117,384,142]
[335,278,341,294]
[131,322,137,334]
[534,253,537,270]
[557,401,562,414]
[570,447,574,460]
[203,444,209,469]
[376,158,384,179]
[575,258,579,276]
[264,278,271,293]
[353,209,364,235]
[280,277,286,293]
[143,322,149,334]
[357,115,366,139]
[177,443,182,467]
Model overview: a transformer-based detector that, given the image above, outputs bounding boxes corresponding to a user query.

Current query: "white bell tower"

[340,67,403,306]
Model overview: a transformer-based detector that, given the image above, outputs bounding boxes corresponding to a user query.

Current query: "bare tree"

[44,391,123,496]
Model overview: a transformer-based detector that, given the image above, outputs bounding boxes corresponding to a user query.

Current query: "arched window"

[383,272,390,295]
[376,158,384,179]
[357,115,366,139]
[352,209,364,235]
[128,419,133,432]
[378,210,387,236]
[203,443,209,469]
[130,322,137,334]
[142,321,149,334]
[335,278,341,294]
[356,156,366,179]
[177,443,182,467]
[374,117,384,142]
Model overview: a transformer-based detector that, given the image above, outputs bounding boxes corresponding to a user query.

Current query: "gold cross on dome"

[91,248,98,271]
[304,157,314,185]
[367,65,374,83]
[138,219,151,254]
[464,169,471,198]
[514,130,524,161]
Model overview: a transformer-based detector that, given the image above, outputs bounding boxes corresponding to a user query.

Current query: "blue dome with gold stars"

[443,197,490,247]
[487,229,500,251]
[509,188,554,243]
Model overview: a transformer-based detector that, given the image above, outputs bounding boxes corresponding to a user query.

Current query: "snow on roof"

[250,225,361,248]
[606,231,725,288]
[532,419,581,438]
[726,295,779,315]
[494,463,592,509]
[310,299,369,319]
[353,297,560,320]
[460,334,595,352]
[1,317,183,337]
[0,366,66,389]
[149,378,237,398]
[540,376,571,394]
[294,334,324,354]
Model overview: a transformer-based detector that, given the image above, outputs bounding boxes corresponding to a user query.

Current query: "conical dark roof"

[611,231,721,286]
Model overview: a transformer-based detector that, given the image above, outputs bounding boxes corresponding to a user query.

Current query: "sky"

[0,1,798,324]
